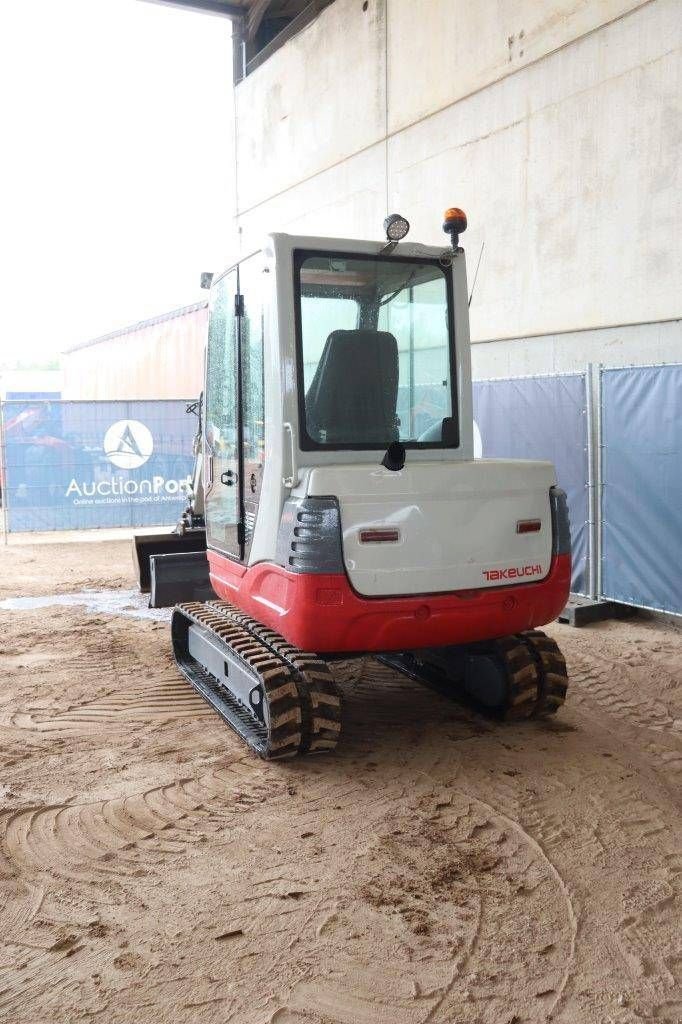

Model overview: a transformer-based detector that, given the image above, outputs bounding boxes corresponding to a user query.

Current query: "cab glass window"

[295,251,456,449]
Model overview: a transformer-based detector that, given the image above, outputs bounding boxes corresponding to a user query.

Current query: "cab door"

[204,267,242,559]
[237,253,266,559]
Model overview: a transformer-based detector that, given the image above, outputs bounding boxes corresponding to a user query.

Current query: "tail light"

[516,519,542,534]
[359,528,400,544]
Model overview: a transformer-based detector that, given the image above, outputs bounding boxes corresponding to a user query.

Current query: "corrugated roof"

[64,301,208,354]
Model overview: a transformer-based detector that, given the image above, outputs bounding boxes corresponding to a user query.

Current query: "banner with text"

[1,400,196,532]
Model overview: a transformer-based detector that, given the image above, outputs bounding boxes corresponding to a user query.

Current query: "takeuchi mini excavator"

[155,210,571,759]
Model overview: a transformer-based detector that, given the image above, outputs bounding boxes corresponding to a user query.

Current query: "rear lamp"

[516,519,542,534]
[383,214,410,242]
[359,528,401,544]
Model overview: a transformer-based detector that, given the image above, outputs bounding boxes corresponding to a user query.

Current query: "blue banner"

[473,374,589,595]
[601,365,682,614]
[1,400,196,532]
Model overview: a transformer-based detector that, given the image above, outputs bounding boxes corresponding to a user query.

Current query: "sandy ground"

[0,541,681,1024]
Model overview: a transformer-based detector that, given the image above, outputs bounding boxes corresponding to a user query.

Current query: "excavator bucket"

[132,530,207,593]
[149,550,216,608]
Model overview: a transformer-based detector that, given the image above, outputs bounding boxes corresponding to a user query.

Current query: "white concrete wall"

[470,318,682,378]
[231,0,682,372]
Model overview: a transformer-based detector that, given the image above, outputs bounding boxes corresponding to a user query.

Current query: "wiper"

[377,269,417,307]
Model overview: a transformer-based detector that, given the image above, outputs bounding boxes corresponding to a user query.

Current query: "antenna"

[468,241,485,308]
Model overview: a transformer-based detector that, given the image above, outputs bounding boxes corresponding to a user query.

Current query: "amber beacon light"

[442,207,467,248]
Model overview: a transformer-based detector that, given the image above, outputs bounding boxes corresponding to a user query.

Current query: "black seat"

[305,329,399,445]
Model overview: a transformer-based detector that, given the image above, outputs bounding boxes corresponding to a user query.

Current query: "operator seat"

[305,329,399,445]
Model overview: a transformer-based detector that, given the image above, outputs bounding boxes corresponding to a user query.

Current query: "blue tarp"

[600,365,682,614]
[473,374,589,595]
[1,400,195,532]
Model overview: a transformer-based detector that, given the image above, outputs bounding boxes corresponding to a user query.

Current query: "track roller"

[171,600,341,759]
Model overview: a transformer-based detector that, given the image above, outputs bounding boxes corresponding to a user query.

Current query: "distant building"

[62,302,207,400]
[0,369,63,401]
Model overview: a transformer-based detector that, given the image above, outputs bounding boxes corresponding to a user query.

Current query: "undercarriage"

[380,631,568,720]
[172,600,568,759]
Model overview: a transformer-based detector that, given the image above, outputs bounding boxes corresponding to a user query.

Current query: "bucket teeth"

[171,600,342,760]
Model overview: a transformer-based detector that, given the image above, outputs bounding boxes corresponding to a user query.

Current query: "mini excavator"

[135,210,571,758]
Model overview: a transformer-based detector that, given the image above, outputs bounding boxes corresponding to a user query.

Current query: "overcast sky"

[0,0,234,366]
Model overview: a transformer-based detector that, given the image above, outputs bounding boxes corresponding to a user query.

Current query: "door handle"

[221,469,238,486]
[282,422,296,488]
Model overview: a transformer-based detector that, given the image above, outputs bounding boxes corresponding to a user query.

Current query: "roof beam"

[246,0,272,40]
[140,0,245,20]
[245,0,333,76]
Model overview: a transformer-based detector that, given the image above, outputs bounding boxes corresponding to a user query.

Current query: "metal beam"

[245,0,332,76]
[141,0,245,20]
[246,0,271,40]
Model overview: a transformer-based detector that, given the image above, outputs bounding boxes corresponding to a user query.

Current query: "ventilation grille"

[276,497,345,575]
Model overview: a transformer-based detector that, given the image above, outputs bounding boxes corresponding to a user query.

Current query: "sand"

[0,539,680,1024]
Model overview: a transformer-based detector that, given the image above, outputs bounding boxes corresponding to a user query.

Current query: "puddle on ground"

[0,588,171,622]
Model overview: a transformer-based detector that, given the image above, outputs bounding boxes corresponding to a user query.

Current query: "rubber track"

[207,600,342,754]
[489,635,542,721]
[490,631,569,719]
[382,632,568,722]
[517,630,569,717]
[172,601,341,758]
[173,602,303,759]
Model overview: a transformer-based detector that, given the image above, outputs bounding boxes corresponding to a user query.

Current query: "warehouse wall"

[231,0,681,372]
[62,305,207,400]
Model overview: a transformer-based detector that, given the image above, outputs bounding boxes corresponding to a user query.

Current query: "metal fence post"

[584,365,597,599]
[0,401,9,545]
[595,364,604,600]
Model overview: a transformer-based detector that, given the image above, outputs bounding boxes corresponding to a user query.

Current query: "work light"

[383,214,410,242]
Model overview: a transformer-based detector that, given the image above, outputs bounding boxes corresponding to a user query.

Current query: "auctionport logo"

[103,419,154,469]
[64,418,190,505]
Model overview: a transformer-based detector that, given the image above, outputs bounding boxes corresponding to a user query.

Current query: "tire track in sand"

[5,675,210,735]
[257,788,576,1024]
[569,649,679,734]
[1,763,275,880]
[567,648,682,796]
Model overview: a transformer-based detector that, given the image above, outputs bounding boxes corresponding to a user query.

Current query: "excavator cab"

[201,237,467,565]
[168,215,572,759]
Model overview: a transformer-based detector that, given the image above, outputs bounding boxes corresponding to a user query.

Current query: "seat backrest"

[305,329,399,445]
